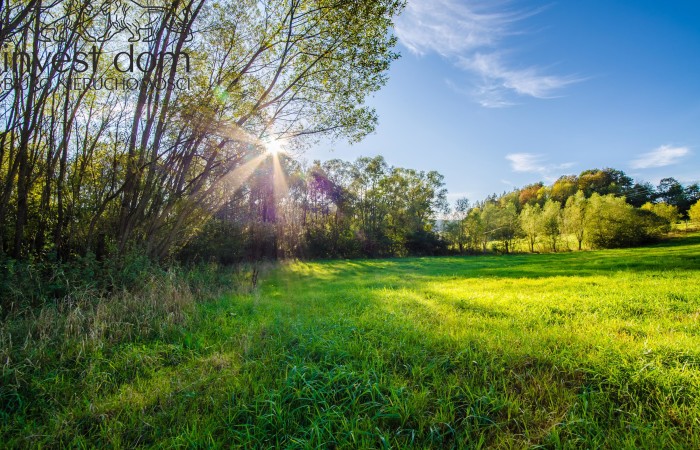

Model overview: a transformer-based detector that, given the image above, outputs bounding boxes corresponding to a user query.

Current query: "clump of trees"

[441,168,700,253]
[180,155,449,261]
[0,0,404,262]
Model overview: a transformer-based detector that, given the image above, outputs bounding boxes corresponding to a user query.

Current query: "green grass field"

[3,235,700,448]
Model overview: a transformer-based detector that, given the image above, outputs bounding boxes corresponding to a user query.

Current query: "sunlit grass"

[2,235,700,447]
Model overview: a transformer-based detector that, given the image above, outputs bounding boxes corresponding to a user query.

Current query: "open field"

[3,235,700,448]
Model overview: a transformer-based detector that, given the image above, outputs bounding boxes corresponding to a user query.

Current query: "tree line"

[179,161,700,262]
[442,168,700,254]
[179,154,448,262]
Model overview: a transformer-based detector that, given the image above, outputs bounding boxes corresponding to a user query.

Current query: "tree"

[683,184,700,217]
[494,202,519,253]
[604,168,634,196]
[626,181,656,207]
[519,203,541,253]
[480,202,500,252]
[444,198,470,253]
[114,0,405,258]
[656,178,686,208]
[381,167,448,255]
[442,220,462,253]
[551,175,578,204]
[688,200,700,228]
[465,207,486,253]
[540,200,562,252]
[563,191,587,250]
[578,170,609,197]
[518,182,544,207]
[577,168,632,198]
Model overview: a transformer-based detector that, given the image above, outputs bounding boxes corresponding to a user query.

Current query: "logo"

[41,0,192,43]
[3,0,193,92]
[39,0,194,44]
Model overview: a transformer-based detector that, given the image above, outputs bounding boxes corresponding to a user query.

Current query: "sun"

[264,138,286,156]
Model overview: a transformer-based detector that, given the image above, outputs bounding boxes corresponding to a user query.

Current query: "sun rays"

[264,138,289,200]
[217,134,290,212]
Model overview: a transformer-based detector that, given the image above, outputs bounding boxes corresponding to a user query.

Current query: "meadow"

[2,235,700,448]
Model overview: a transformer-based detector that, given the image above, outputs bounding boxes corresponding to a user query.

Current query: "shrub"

[641,202,679,231]
[585,194,666,248]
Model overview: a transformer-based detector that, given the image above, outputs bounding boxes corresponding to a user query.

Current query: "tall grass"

[0,258,268,445]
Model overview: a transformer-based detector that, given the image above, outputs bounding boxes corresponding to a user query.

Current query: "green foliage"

[641,202,680,231]
[0,251,251,315]
[404,228,448,256]
[578,168,633,197]
[284,156,448,259]
[178,219,246,264]
[585,194,665,248]
[627,181,656,207]
[3,235,700,447]
[442,220,466,253]
[690,200,700,226]
[563,190,587,250]
[304,226,362,259]
[442,170,696,254]
[0,252,152,311]
[551,175,578,203]
[519,203,542,253]
[541,199,562,252]
[491,201,519,253]
[657,178,686,208]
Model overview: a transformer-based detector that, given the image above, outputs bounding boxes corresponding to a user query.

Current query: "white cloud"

[460,53,581,99]
[395,0,517,57]
[506,153,575,180]
[395,0,581,107]
[631,145,690,169]
[506,153,546,173]
[446,78,515,107]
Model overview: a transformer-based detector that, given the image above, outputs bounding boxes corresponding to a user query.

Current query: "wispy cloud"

[631,145,690,169]
[506,153,575,180]
[395,0,581,107]
[396,0,518,57]
[506,153,543,172]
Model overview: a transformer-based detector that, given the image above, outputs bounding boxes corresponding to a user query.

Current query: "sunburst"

[264,137,286,156]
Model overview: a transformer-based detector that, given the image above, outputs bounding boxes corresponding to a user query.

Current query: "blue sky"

[306,0,700,204]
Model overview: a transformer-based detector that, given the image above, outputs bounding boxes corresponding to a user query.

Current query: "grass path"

[4,235,700,448]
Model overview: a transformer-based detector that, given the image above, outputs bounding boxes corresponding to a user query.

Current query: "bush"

[177,219,246,264]
[405,229,448,256]
[641,202,679,231]
[586,194,666,248]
